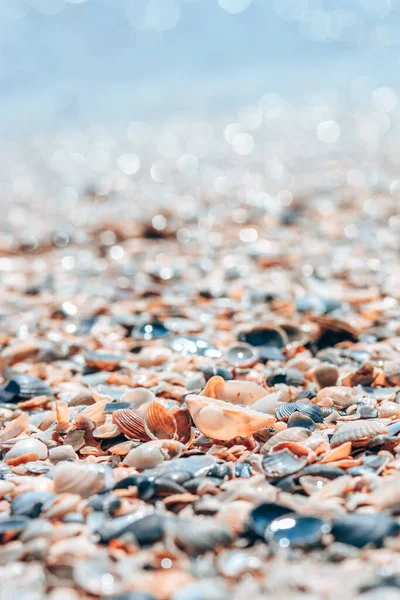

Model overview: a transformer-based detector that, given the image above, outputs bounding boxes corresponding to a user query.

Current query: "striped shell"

[276,402,324,423]
[170,517,233,556]
[112,408,150,441]
[330,420,388,448]
[262,449,308,479]
[144,402,177,440]
[53,462,108,498]
[262,427,311,454]
[3,373,52,400]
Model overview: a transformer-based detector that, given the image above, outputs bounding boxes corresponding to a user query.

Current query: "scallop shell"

[275,402,324,423]
[170,517,233,556]
[172,407,193,445]
[330,420,388,448]
[262,427,311,454]
[53,462,108,498]
[262,449,308,479]
[144,402,177,440]
[123,440,184,469]
[315,386,362,409]
[112,408,151,441]
[185,394,275,440]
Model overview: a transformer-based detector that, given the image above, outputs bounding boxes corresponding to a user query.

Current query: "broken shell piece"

[122,387,156,408]
[0,413,29,443]
[123,440,184,469]
[186,394,275,441]
[262,427,311,454]
[315,386,362,409]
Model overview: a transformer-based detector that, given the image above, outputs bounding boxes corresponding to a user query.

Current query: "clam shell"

[262,427,311,454]
[275,402,324,423]
[170,517,233,556]
[186,394,275,440]
[201,376,266,406]
[122,387,156,408]
[287,412,315,431]
[172,407,193,445]
[330,420,388,448]
[53,462,109,498]
[316,386,362,409]
[238,325,288,348]
[144,402,177,440]
[112,408,151,441]
[262,449,308,479]
[3,373,52,401]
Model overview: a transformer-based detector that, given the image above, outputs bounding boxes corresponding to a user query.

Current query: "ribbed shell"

[112,408,151,441]
[330,420,388,448]
[262,427,311,454]
[262,449,308,479]
[53,462,108,498]
[276,402,324,423]
[144,402,177,440]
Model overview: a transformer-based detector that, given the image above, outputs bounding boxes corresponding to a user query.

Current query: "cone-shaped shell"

[185,394,275,440]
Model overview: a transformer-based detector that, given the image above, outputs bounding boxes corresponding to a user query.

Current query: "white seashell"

[122,387,156,408]
[53,462,109,498]
[49,445,78,464]
[123,440,184,469]
[5,439,48,462]
[201,376,266,406]
[186,394,275,440]
[252,391,282,414]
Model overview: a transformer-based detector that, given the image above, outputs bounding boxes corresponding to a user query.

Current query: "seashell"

[73,558,129,596]
[170,517,233,556]
[142,454,217,480]
[266,514,331,548]
[80,400,107,426]
[262,427,311,454]
[108,440,134,456]
[315,386,362,409]
[330,420,388,448]
[1,373,52,401]
[55,401,70,425]
[313,316,358,349]
[123,440,184,469]
[267,368,304,387]
[332,513,400,548]
[10,492,56,519]
[225,343,257,368]
[0,413,29,443]
[251,391,282,415]
[122,387,156,408]
[298,464,345,479]
[275,401,324,423]
[84,352,124,371]
[238,325,288,348]
[200,376,266,406]
[5,439,48,463]
[97,512,164,545]
[378,401,400,419]
[135,346,172,367]
[92,421,120,439]
[112,408,151,441]
[172,407,193,445]
[341,364,376,387]
[216,500,252,534]
[299,475,331,495]
[262,449,308,480]
[287,412,315,431]
[144,402,177,440]
[53,462,109,498]
[318,442,352,463]
[186,394,275,440]
[246,502,292,540]
[313,364,338,389]
[42,494,81,519]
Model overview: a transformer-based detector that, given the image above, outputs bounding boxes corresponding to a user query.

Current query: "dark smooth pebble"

[183,476,220,493]
[0,517,31,535]
[10,492,56,519]
[266,514,331,548]
[62,512,85,524]
[207,463,233,480]
[246,503,292,539]
[332,513,400,548]
[114,475,150,490]
[235,462,252,478]
[97,513,164,546]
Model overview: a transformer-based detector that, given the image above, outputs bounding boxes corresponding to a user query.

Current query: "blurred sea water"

[1,0,400,135]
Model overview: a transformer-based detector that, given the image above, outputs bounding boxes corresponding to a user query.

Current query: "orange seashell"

[0,413,29,443]
[55,400,70,425]
[144,402,177,440]
[108,440,134,455]
[172,407,193,445]
[112,408,151,441]
[7,452,39,466]
[328,459,363,468]
[318,442,352,464]
[271,441,310,456]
